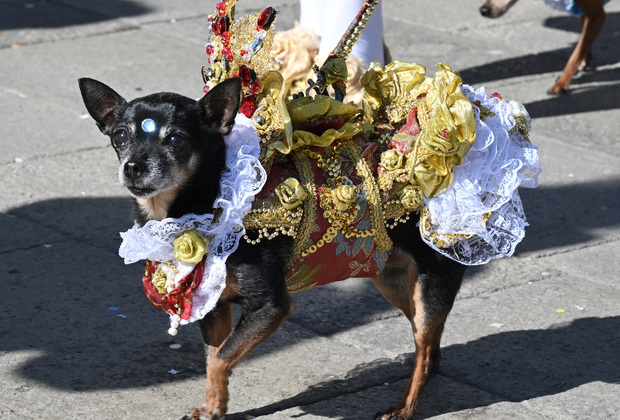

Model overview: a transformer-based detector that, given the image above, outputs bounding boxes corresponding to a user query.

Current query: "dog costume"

[118,0,540,335]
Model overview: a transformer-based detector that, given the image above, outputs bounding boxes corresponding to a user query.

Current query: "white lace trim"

[118,114,267,325]
[420,85,541,265]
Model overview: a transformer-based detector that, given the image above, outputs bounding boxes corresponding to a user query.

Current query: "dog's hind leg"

[372,229,465,419]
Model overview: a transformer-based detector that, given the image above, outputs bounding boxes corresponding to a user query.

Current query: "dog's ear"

[78,78,127,132]
[199,77,242,135]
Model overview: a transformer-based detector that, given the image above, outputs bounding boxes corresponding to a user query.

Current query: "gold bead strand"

[329,0,380,60]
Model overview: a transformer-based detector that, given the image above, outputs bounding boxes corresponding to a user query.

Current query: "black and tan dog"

[79,76,466,420]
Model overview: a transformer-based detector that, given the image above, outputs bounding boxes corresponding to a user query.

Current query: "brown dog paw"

[547,79,570,95]
[375,407,414,420]
[547,85,569,96]
[182,408,224,420]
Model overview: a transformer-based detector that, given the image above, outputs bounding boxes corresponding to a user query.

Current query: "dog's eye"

[169,135,186,148]
[113,130,129,148]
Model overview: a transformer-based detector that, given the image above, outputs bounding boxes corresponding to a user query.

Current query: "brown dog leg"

[183,302,234,420]
[548,0,606,94]
[183,286,293,419]
[372,245,464,420]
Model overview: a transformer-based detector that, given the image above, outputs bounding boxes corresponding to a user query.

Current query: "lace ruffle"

[420,85,541,265]
[119,114,267,324]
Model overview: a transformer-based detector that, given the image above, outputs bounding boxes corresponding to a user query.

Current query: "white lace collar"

[118,114,267,334]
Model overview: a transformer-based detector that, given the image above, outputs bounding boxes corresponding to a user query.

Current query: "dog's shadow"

[232,316,620,420]
[0,0,150,31]
[2,175,619,416]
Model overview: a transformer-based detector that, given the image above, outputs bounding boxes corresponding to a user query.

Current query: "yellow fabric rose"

[332,184,357,212]
[319,57,349,86]
[173,230,208,265]
[360,61,427,124]
[380,149,405,171]
[152,267,169,294]
[400,185,424,211]
[275,177,308,210]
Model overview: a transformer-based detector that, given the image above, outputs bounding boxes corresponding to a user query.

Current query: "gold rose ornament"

[173,229,209,265]
[275,177,308,210]
[399,185,424,211]
[331,184,358,212]
[380,149,405,171]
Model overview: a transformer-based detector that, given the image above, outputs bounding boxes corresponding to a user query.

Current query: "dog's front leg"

[183,301,234,420]
[183,279,292,419]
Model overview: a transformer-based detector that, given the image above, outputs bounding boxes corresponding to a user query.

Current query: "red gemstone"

[491,92,503,100]
[221,31,231,46]
[203,85,210,94]
[440,129,449,138]
[249,83,261,94]
[239,65,256,86]
[213,16,228,35]
[474,100,481,107]
[257,7,276,30]
[216,1,227,15]
[205,44,214,55]
[239,95,256,118]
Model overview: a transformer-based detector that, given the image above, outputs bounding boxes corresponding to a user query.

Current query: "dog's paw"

[181,408,224,420]
[547,85,569,96]
[374,408,413,420]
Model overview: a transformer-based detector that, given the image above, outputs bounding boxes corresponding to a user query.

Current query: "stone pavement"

[1,0,619,419]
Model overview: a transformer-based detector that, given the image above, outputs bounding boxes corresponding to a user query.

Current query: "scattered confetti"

[107,306,120,311]
[42,244,53,248]
[575,305,584,311]
[384,382,389,386]
[168,369,180,374]
[79,113,90,120]
[169,344,182,349]
[244,416,256,420]
[11,44,21,49]
[541,272,550,276]
[556,309,566,313]
[14,157,24,163]
[117,314,127,318]
[170,19,177,23]
[489,323,504,328]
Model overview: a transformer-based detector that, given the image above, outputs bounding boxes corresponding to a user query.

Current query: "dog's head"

[479,0,519,18]
[78,78,241,215]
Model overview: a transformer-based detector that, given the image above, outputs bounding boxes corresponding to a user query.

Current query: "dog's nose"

[479,5,491,17]
[124,161,143,181]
